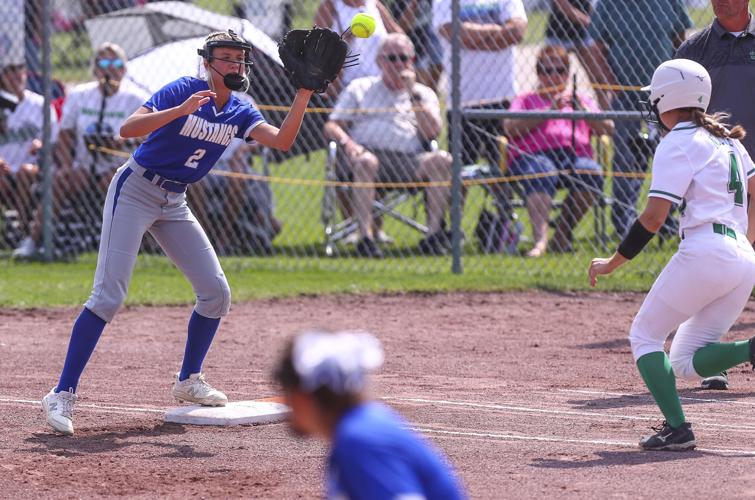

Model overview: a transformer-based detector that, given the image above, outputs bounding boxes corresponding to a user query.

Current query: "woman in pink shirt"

[505,46,613,257]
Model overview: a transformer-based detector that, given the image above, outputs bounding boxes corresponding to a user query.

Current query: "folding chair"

[464,134,614,253]
[321,141,436,256]
[461,136,526,254]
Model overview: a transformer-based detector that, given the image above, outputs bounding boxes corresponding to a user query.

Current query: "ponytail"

[691,109,746,140]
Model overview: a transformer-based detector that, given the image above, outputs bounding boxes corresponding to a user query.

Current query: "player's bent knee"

[668,344,700,380]
[628,328,664,362]
[195,274,231,319]
[85,295,123,324]
[669,352,697,380]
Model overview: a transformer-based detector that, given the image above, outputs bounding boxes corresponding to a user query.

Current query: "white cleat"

[42,388,77,436]
[172,373,228,406]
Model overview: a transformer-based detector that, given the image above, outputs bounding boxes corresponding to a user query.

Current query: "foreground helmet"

[640,58,711,129]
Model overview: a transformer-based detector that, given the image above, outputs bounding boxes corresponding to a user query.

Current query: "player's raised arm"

[247,89,313,152]
[120,90,216,138]
[249,27,355,151]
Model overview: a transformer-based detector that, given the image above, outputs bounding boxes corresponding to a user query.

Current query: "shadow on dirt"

[530,449,713,469]
[576,338,629,350]
[23,422,214,459]
[730,321,755,333]
[566,389,755,410]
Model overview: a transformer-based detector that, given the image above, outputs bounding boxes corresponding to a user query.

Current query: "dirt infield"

[2,291,755,499]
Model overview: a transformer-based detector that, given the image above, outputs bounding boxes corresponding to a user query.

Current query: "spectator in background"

[544,0,614,109]
[273,330,466,499]
[316,0,405,241]
[675,0,754,392]
[192,138,281,256]
[324,34,452,257]
[392,0,444,91]
[676,0,754,160]
[24,0,42,94]
[13,42,149,259]
[588,0,692,239]
[505,46,613,257]
[0,61,57,249]
[314,0,403,97]
[433,0,527,168]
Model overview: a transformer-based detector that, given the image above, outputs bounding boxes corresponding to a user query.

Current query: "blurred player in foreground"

[588,59,755,451]
[274,330,466,498]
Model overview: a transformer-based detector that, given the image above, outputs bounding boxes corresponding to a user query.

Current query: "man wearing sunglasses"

[13,42,149,259]
[324,33,453,257]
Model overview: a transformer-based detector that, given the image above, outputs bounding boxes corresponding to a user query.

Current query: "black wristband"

[617,219,655,260]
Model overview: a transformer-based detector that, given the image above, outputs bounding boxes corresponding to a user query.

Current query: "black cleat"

[639,421,696,451]
[749,336,755,369]
[700,371,728,390]
[355,237,384,258]
[417,231,451,256]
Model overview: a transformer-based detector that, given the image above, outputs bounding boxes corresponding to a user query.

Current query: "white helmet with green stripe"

[642,58,711,118]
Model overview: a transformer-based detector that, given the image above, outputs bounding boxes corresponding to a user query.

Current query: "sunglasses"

[383,54,413,63]
[537,65,568,75]
[97,58,124,70]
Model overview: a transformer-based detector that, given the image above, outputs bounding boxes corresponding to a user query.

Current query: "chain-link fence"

[0,0,714,277]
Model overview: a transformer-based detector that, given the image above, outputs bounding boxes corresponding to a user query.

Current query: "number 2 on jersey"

[728,152,744,207]
[185,149,206,169]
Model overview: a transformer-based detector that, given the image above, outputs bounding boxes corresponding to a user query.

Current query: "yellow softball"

[351,13,376,38]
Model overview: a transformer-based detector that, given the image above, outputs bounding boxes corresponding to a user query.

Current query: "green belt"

[712,223,737,239]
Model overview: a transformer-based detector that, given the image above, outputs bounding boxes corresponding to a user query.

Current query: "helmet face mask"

[198,30,254,92]
[639,59,711,130]
[637,97,666,131]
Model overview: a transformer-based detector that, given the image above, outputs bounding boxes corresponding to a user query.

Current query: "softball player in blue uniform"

[589,59,755,450]
[42,30,316,435]
[274,331,466,499]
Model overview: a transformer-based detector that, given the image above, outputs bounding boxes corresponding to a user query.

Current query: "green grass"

[0,244,673,307]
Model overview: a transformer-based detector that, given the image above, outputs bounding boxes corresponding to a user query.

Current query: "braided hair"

[689,109,746,140]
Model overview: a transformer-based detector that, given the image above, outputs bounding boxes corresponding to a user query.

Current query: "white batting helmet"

[641,58,711,115]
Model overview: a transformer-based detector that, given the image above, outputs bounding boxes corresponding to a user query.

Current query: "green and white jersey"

[648,121,754,236]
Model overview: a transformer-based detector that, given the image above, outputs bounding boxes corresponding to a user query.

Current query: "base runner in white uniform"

[589,59,755,451]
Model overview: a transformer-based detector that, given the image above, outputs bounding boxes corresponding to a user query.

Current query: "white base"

[165,400,289,426]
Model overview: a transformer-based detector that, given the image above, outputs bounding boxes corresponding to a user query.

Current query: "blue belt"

[134,168,188,193]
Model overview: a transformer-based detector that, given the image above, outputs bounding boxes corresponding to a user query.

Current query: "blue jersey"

[133,77,265,184]
[327,403,465,500]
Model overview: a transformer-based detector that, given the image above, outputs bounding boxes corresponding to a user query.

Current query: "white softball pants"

[629,224,755,380]
[85,159,231,322]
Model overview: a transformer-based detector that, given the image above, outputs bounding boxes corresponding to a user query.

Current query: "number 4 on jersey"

[728,153,744,207]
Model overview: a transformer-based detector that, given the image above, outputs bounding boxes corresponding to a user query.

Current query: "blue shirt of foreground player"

[327,402,465,500]
[133,76,265,184]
